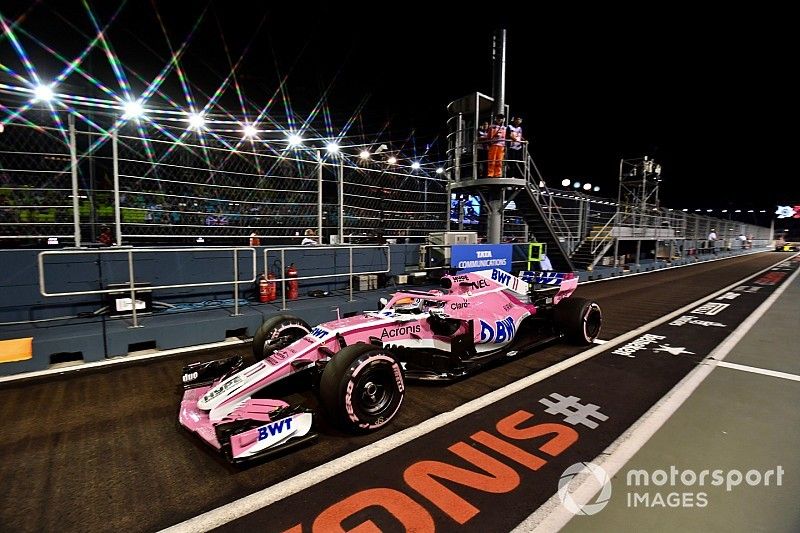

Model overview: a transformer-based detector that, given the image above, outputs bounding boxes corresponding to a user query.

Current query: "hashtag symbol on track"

[539,393,609,429]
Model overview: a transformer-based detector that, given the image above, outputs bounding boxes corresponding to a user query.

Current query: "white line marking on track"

[517,257,800,533]
[161,255,797,533]
[715,361,800,383]
[592,339,608,345]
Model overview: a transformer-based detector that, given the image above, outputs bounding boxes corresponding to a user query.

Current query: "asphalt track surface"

[0,253,784,532]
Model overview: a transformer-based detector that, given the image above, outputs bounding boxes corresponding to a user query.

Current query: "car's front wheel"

[252,314,311,361]
[320,343,405,432]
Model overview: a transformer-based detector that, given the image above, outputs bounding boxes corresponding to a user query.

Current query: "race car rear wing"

[442,268,577,299]
[518,270,579,302]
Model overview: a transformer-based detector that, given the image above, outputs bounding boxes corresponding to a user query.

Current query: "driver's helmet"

[393,297,422,313]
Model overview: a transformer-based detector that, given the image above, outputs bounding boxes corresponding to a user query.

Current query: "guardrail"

[38,247,258,327]
[265,245,391,310]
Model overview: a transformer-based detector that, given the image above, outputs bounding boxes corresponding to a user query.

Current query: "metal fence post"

[349,246,354,302]
[338,158,344,244]
[127,249,141,328]
[112,130,122,245]
[69,114,81,247]
[232,248,240,316]
[317,150,323,244]
[280,249,287,311]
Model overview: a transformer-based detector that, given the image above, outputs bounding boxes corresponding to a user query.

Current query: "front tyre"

[320,343,405,432]
[252,314,311,361]
[554,297,602,345]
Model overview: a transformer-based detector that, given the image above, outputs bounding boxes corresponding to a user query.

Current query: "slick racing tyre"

[320,343,405,432]
[252,314,311,361]
[554,297,602,345]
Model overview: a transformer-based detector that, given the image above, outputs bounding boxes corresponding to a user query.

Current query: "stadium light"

[326,142,340,154]
[410,161,421,170]
[583,183,592,191]
[122,100,144,120]
[287,134,303,148]
[33,84,55,102]
[436,167,444,174]
[359,150,371,160]
[561,179,570,187]
[242,125,258,138]
[387,156,397,165]
[187,113,205,130]
[573,181,581,189]
[593,186,600,192]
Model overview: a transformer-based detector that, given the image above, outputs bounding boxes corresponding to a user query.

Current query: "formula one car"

[179,268,602,463]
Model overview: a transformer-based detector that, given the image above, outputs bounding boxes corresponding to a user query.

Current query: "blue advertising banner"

[451,244,513,273]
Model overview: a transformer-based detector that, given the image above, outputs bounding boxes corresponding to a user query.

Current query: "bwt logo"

[479,316,516,343]
[257,417,292,441]
[476,251,493,258]
[491,269,511,285]
[310,327,329,339]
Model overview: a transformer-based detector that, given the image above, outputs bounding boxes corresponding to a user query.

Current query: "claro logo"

[381,324,422,339]
[282,407,580,531]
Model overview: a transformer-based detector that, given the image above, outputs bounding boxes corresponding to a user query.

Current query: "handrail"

[38,247,258,327]
[264,244,391,310]
[523,154,576,246]
[589,212,618,256]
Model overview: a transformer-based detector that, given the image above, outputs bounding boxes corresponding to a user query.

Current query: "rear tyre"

[320,343,405,432]
[554,297,602,345]
[252,314,311,361]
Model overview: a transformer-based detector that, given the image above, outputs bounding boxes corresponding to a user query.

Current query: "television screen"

[450,194,481,225]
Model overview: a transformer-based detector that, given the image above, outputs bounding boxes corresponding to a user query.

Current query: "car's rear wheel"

[320,343,405,432]
[252,314,311,361]
[554,297,602,345]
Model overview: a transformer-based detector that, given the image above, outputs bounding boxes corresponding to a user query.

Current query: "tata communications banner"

[451,244,512,273]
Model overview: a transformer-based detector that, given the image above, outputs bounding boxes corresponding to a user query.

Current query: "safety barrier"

[38,247,258,327]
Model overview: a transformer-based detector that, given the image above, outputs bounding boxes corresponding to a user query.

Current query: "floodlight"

[33,84,54,102]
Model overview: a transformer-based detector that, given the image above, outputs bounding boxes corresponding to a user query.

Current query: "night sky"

[2,2,797,223]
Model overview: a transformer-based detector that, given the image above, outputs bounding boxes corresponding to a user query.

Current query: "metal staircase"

[569,214,616,270]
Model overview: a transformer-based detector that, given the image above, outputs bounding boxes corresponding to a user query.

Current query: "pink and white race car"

[179,268,601,463]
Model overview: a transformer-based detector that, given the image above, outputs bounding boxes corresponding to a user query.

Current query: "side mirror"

[378,297,388,309]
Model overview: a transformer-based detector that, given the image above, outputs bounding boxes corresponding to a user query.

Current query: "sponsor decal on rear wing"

[518,271,575,286]
[472,269,530,295]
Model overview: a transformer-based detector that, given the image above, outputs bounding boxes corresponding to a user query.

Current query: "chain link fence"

[1,117,449,246]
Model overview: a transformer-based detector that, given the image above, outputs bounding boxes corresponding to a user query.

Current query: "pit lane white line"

[161,254,796,533]
[518,256,800,533]
[715,361,800,383]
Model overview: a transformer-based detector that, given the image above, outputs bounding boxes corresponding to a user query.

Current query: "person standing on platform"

[487,114,506,178]
[476,120,489,178]
[738,233,748,250]
[506,116,524,178]
[707,228,718,255]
